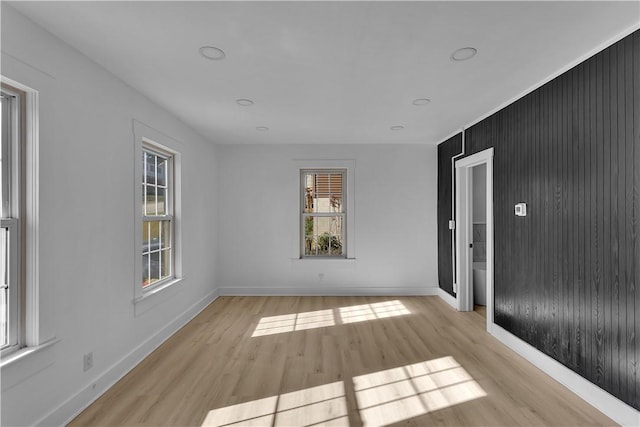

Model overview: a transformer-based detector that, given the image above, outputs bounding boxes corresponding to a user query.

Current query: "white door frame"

[455,147,494,331]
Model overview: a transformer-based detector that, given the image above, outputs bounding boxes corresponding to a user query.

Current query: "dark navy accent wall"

[437,30,639,409]
[437,133,462,296]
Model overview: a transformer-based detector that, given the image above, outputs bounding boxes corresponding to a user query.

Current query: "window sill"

[133,277,184,316]
[0,337,59,369]
[1,337,60,391]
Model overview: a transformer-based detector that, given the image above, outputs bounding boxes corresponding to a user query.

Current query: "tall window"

[1,85,22,355]
[142,144,174,288]
[301,169,346,258]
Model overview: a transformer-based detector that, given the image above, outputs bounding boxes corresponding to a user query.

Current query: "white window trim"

[292,160,355,260]
[133,120,183,311]
[1,86,21,355]
[0,76,45,364]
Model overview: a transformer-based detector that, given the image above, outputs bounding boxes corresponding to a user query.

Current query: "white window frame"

[293,159,355,260]
[1,85,22,357]
[300,169,347,258]
[142,144,174,287]
[0,72,59,374]
[133,120,182,308]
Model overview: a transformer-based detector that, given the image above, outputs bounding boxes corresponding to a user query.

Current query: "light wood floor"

[70,296,616,426]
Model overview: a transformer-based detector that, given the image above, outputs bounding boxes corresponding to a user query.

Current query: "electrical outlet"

[84,352,93,372]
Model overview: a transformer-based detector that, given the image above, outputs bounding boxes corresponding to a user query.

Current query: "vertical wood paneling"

[632,30,640,411]
[623,34,636,408]
[437,134,462,296]
[438,30,639,410]
[609,37,621,398]
[601,46,612,392]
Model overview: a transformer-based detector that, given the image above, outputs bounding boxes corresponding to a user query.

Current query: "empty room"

[0,1,638,426]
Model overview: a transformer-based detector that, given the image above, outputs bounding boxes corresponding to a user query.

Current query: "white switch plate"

[515,203,527,216]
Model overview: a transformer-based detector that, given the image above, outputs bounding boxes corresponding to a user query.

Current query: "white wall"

[1,5,218,426]
[216,144,439,294]
[1,5,438,425]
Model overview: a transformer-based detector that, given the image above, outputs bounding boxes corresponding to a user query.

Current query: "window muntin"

[301,170,346,258]
[142,146,173,288]
[1,87,21,354]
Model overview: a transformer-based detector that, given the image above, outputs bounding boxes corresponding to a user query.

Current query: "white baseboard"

[491,324,640,427]
[437,287,457,309]
[38,288,220,427]
[218,286,440,297]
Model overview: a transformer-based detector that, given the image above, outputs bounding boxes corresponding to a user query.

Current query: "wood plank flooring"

[69,296,616,426]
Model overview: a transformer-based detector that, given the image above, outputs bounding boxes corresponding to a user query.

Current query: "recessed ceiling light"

[236,99,254,106]
[199,46,226,60]
[256,126,269,131]
[391,126,404,131]
[450,47,477,61]
[412,98,431,106]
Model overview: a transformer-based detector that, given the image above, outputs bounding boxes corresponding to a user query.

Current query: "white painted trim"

[219,286,439,297]
[0,337,59,393]
[454,161,472,311]
[0,76,41,348]
[292,159,356,259]
[454,148,494,330]
[437,22,640,145]
[491,324,640,427]
[0,336,58,371]
[40,289,219,427]
[437,288,457,309]
[449,131,465,289]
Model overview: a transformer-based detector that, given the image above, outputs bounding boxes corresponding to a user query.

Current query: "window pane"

[142,151,146,185]
[1,95,9,219]
[303,180,314,213]
[0,227,7,347]
[0,287,6,347]
[157,158,166,186]
[157,187,166,215]
[303,172,343,213]
[144,185,156,216]
[150,251,160,282]
[145,152,156,185]
[161,249,171,278]
[161,220,171,249]
[142,253,150,287]
[142,220,150,252]
[304,216,343,256]
[149,221,160,252]
[142,219,172,287]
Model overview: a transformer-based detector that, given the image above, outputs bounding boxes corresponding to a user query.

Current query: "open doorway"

[471,163,487,317]
[454,148,494,332]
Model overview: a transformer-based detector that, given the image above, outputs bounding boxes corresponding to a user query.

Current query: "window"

[301,169,346,258]
[142,143,174,288]
[1,85,23,355]
[133,121,182,308]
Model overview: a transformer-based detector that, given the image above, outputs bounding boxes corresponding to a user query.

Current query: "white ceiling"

[7,1,640,145]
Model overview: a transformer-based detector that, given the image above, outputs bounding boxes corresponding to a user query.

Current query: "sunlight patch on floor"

[339,300,411,324]
[252,300,411,337]
[353,356,487,427]
[251,309,335,337]
[201,382,348,427]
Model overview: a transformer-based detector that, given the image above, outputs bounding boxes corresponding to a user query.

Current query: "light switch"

[515,202,527,217]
